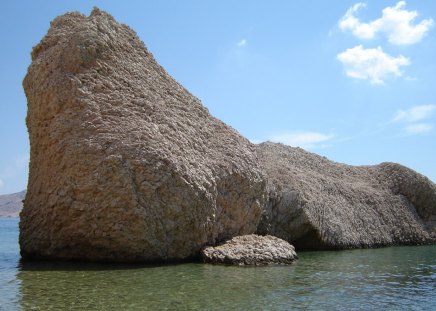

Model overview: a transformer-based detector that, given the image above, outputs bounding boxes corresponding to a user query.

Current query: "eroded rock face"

[20,8,266,262]
[201,234,297,265]
[256,142,436,249]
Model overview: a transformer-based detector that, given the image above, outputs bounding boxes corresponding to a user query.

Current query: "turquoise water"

[1,218,435,310]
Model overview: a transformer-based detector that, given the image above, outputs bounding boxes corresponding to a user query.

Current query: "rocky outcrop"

[0,191,26,217]
[201,234,297,265]
[256,142,436,250]
[21,7,436,263]
[20,8,266,262]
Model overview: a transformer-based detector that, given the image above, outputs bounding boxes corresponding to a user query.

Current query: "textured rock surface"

[0,191,26,217]
[201,234,297,265]
[256,142,436,250]
[20,8,266,262]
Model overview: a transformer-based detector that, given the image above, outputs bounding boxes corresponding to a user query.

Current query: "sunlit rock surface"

[20,8,266,262]
[256,142,436,250]
[201,234,297,265]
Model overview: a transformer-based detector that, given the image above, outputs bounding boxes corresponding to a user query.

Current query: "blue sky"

[1,0,435,194]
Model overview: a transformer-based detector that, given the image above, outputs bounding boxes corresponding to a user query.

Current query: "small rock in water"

[201,234,297,265]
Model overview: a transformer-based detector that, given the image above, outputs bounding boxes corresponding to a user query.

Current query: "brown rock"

[20,8,266,262]
[201,234,297,265]
[256,142,436,249]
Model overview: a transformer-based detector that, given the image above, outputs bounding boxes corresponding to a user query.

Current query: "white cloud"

[340,1,433,45]
[0,179,4,189]
[337,45,409,84]
[340,1,434,45]
[237,39,247,47]
[405,123,433,134]
[390,105,435,135]
[392,104,436,123]
[340,3,374,39]
[269,132,335,149]
[404,76,417,81]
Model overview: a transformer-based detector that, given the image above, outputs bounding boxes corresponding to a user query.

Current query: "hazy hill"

[0,190,25,217]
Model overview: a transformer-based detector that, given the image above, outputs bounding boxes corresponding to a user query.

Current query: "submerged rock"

[201,234,297,265]
[20,8,266,262]
[256,142,436,250]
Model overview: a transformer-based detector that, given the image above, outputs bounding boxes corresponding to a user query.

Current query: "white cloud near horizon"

[392,104,436,123]
[0,179,4,189]
[269,132,335,149]
[339,1,434,45]
[237,39,247,47]
[405,123,433,134]
[337,45,409,84]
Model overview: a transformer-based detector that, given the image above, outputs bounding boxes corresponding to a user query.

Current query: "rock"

[20,8,266,262]
[201,234,297,265]
[256,142,436,249]
[20,7,436,262]
[0,191,26,217]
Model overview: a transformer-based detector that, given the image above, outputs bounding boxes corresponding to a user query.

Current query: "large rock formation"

[21,8,436,263]
[20,8,266,262]
[256,142,436,250]
[201,234,297,265]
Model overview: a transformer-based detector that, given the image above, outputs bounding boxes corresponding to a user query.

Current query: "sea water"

[1,217,435,310]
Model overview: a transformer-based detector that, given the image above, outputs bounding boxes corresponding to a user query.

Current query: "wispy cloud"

[392,104,436,123]
[0,179,4,189]
[337,45,409,84]
[339,1,434,45]
[405,123,433,134]
[390,104,435,135]
[237,39,247,47]
[269,132,335,149]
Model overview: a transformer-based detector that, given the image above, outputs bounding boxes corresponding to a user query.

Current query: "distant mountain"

[0,190,25,217]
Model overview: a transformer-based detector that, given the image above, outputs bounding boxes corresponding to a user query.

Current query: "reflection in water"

[1,219,435,310]
[0,218,21,311]
[15,246,436,311]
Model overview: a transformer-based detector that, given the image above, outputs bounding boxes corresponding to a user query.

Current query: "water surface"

[1,218,435,310]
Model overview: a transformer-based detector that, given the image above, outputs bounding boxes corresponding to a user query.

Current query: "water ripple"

[1,218,435,310]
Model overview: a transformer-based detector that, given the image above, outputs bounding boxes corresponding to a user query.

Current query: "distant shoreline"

[0,190,25,218]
